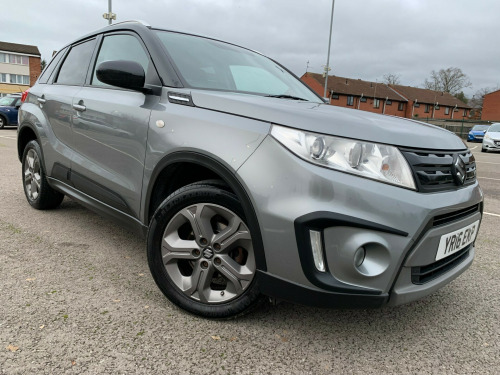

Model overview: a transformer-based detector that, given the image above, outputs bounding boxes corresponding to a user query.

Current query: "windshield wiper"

[265,94,309,101]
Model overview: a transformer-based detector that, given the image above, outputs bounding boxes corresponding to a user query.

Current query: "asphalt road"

[1,129,499,374]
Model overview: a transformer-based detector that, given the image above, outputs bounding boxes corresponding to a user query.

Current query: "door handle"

[37,97,46,104]
[73,103,86,112]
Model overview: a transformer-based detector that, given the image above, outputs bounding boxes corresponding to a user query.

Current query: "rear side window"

[56,39,96,86]
[38,47,67,84]
[91,34,150,87]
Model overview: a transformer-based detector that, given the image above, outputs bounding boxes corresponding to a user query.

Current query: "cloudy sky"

[2,0,498,97]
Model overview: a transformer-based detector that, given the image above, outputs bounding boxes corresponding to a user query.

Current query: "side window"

[38,47,67,84]
[56,39,96,86]
[92,34,150,87]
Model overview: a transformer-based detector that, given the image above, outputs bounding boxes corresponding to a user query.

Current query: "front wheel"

[147,183,261,318]
[481,146,487,153]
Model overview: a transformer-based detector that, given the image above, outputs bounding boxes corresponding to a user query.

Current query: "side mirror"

[96,60,145,92]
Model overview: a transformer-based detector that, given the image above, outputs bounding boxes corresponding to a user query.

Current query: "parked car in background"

[17,21,483,318]
[0,94,22,129]
[468,124,490,142]
[482,123,500,152]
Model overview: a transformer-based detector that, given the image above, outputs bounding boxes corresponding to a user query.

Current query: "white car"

[482,123,500,152]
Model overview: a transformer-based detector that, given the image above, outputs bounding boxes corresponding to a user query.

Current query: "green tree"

[41,59,47,72]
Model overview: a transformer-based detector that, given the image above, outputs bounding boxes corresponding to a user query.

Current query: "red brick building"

[0,41,41,96]
[481,89,500,121]
[389,84,470,120]
[301,72,470,120]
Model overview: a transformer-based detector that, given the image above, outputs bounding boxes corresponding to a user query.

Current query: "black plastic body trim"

[144,151,267,272]
[257,271,388,308]
[294,212,407,294]
[69,170,134,217]
[50,163,72,186]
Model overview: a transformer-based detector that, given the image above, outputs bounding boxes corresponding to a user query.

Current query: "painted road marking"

[478,177,500,181]
[475,161,500,165]
[0,135,16,140]
[484,212,500,218]
[469,146,478,150]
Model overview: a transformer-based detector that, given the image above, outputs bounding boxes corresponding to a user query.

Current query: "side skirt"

[48,177,148,237]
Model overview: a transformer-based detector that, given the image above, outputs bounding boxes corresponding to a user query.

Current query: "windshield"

[488,123,500,132]
[155,31,321,102]
[472,125,489,131]
[0,97,17,106]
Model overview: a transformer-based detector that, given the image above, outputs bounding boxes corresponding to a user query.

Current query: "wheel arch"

[17,123,40,162]
[144,151,267,272]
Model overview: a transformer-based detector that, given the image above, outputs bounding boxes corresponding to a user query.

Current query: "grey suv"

[18,21,483,318]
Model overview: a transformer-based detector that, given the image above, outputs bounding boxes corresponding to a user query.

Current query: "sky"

[1,0,498,98]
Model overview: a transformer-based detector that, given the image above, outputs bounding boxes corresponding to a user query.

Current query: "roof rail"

[109,20,151,27]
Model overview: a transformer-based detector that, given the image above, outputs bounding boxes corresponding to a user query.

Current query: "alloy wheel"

[161,203,256,304]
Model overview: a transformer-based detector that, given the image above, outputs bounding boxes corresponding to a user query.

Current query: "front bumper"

[238,136,483,308]
[483,137,500,150]
[468,133,484,142]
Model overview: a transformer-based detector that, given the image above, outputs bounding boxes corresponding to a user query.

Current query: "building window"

[386,100,392,105]
[347,96,354,106]
[444,107,450,115]
[373,98,380,109]
[435,105,440,110]
[331,93,339,100]
[414,103,420,108]
[424,104,430,113]
[398,102,404,111]
[360,97,367,102]
[0,53,29,65]
[463,109,467,117]
[7,74,30,85]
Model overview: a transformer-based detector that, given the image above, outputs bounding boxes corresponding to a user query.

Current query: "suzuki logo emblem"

[452,155,467,186]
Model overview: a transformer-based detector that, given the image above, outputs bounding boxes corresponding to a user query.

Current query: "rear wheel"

[147,183,261,318]
[0,115,6,129]
[22,140,64,209]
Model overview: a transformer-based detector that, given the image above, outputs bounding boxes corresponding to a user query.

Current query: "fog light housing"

[309,230,326,272]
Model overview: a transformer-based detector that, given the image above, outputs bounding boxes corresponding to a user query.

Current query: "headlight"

[485,134,490,139]
[271,125,416,190]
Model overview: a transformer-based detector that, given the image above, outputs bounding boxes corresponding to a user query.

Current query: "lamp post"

[103,0,116,24]
[323,0,336,99]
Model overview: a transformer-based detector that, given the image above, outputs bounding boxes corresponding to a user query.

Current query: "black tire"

[21,140,64,210]
[147,183,262,319]
[0,115,6,129]
[481,147,487,153]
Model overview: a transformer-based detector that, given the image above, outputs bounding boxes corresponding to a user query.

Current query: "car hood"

[487,131,500,140]
[470,130,486,134]
[191,91,465,150]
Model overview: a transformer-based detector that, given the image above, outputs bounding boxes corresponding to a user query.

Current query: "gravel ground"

[1,130,499,374]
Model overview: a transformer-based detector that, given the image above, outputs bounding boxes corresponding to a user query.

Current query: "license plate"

[436,220,479,261]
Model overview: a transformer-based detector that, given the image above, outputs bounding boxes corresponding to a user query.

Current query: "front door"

[70,33,159,219]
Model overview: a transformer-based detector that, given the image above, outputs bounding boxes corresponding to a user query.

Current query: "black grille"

[432,204,480,227]
[400,148,476,193]
[411,246,471,284]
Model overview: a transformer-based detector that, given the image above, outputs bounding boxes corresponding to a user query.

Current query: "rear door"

[70,32,160,219]
[37,40,97,179]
